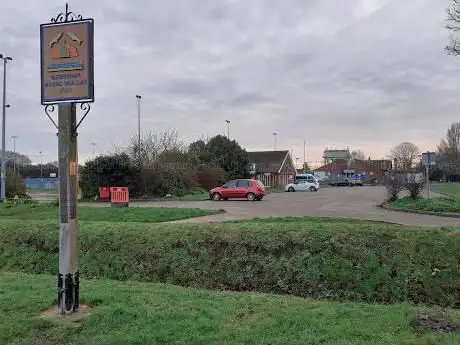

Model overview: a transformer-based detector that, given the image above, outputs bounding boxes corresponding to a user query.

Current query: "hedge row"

[0,219,458,307]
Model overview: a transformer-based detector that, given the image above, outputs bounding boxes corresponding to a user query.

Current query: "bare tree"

[390,142,420,171]
[126,129,185,168]
[446,0,460,55]
[437,122,460,172]
[351,150,366,160]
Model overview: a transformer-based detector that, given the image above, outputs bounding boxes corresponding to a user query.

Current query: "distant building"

[314,158,392,182]
[247,150,296,187]
[323,148,351,165]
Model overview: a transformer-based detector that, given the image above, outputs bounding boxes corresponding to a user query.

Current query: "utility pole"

[136,95,141,161]
[225,120,230,139]
[273,132,277,151]
[39,151,43,188]
[11,135,17,173]
[0,54,12,201]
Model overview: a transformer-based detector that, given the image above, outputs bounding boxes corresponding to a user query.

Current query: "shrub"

[405,181,425,199]
[5,171,27,198]
[197,165,227,191]
[79,153,140,198]
[0,220,458,307]
[384,174,404,202]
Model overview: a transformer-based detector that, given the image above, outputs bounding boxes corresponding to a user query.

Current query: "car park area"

[129,186,460,227]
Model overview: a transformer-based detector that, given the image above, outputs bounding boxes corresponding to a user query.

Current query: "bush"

[197,165,227,191]
[79,153,141,198]
[384,174,404,202]
[140,167,197,197]
[5,171,27,198]
[405,181,425,199]
[0,220,458,307]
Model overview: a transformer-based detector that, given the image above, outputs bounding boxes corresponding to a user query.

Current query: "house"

[323,148,351,165]
[314,158,392,182]
[247,150,296,187]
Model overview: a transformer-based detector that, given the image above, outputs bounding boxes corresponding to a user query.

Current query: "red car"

[209,179,265,201]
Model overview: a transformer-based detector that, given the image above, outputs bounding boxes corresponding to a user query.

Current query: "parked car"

[329,178,352,187]
[285,180,320,192]
[209,179,265,201]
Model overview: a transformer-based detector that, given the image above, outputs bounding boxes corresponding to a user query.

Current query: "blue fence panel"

[24,177,58,190]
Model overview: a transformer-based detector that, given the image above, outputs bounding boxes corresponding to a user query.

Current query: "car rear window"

[256,180,264,188]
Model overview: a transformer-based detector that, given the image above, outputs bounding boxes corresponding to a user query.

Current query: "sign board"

[421,152,436,166]
[40,19,94,104]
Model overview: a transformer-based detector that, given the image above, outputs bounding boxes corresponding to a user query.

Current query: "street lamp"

[11,135,17,173]
[225,120,230,139]
[0,54,12,201]
[273,132,277,151]
[135,95,141,160]
[39,151,43,188]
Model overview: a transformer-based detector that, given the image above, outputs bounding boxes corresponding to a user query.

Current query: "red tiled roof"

[314,159,349,173]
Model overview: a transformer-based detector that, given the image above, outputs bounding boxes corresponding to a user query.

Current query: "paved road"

[127,186,460,227]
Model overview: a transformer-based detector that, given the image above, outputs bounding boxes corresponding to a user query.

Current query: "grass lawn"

[1,271,459,345]
[431,182,460,198]
[0,203,223,223]
[392,196,460,214]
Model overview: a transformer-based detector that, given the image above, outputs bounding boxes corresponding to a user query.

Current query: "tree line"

[79,130,251,198]
[389,122,460,181]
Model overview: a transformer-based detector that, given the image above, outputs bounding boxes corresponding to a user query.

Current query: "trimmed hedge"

[0,219,458,307]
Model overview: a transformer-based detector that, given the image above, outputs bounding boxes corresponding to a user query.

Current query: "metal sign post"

[40,4,94,315]
[421,152,436,199]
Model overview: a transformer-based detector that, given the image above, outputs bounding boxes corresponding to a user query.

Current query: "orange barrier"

[99,187,110,201]
[110,187,129,208]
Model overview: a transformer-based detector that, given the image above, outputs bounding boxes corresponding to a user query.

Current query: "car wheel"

[309,186,317,192]
[288,186,295,192]
[212,193,221,201]
[246,192,256,201]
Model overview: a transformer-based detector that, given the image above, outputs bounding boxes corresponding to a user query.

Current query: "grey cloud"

[0,0,459,164]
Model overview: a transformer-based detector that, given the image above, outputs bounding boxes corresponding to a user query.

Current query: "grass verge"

[0,219,458,307]
[1,271,459,345]
[431,183,460,198]
[392,197,460,214]
[0,203,223,222]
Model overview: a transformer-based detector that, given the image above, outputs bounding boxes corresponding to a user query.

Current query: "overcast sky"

[0,0,459,164]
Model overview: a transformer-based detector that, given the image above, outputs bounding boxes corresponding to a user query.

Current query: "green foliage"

[5,170,27,198]
[2,271,459,345]
[0,203,222,222]
[190,135,250,180]
[392,197,460,214]
[79,153,140,198]
[0,219,458,307]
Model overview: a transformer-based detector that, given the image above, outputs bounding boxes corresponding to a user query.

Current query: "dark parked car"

[328,178,363,187]
[209,179,265,201]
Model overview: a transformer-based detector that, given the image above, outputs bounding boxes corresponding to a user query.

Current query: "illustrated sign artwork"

[40,19,94,104]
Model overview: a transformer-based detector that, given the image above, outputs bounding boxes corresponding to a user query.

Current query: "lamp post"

[0,54,12,201]
[11,135,17,173]
[225,120,230,139]
[273,132,277,151]
[136,95,141,160]
[39,151,43,188]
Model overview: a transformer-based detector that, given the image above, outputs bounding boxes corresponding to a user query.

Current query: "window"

[256,180,265,188]
[224,180,238,188]
[237,180,251,187]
